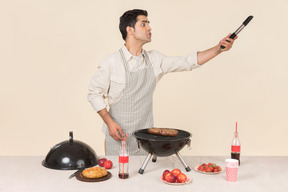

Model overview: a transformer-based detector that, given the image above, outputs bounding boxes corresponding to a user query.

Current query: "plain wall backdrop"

[1,0,287,156]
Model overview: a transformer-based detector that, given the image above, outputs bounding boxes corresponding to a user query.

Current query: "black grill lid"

[42,132,98,170]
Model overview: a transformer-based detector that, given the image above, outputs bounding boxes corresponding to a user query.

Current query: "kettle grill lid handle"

[69,131,73,144]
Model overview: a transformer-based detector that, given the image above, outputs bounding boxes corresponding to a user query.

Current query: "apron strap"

[143,50,152,67]
[119,49,130,73]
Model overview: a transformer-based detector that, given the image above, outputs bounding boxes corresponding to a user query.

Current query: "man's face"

[131,15,152,44]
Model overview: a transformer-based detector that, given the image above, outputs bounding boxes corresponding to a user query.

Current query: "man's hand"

[107,121,124,141]
[197,33,238,65]
[98,108,124,141]
[219,33,238,52]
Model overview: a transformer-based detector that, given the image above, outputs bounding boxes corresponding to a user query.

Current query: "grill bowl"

[133,128,191,157]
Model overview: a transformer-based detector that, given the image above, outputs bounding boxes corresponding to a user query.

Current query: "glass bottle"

[231,131,241,166]
[118,141,129,179]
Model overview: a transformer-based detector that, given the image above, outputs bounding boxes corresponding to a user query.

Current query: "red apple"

[98,158,107,167]
[104,160,113,169]
[176,173,187,183]
[162,170,170,179]
[164,172,177,183]
[171,168,181,177]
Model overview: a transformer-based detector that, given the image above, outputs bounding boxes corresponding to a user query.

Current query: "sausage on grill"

[148,128,178,137]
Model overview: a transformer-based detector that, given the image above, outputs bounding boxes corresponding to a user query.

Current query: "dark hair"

[119,9,148,40]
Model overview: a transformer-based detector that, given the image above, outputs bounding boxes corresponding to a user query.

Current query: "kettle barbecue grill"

[133,128,192,174]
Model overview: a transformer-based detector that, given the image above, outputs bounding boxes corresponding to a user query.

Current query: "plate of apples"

[161,169,192,185]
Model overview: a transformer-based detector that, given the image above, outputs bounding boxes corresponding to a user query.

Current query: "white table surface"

[0,156,287,192]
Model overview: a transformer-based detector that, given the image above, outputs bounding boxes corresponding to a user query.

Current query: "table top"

[0,156,287,192]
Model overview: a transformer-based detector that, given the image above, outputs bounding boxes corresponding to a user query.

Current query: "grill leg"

[176,152,191,172]
[152,155,157,162]
[138,153,152,174]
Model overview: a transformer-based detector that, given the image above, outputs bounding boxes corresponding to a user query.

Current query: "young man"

[88,9,237,155]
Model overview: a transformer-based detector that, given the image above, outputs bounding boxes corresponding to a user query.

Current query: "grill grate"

[133,128,191,141]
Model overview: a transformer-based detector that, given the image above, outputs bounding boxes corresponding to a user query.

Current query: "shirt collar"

[121,45,145,61]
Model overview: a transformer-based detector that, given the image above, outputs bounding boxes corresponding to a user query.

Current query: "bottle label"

[231,145,241,152]
[119,156,129,163]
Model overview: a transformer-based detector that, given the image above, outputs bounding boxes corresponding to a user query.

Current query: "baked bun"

[82,167,108,179]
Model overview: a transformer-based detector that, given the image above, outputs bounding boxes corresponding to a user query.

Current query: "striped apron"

[104,49,156,155]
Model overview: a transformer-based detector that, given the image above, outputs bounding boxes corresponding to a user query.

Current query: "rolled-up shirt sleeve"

[161,51,200,73]
[149,50,200,82]
[87,62,110,112]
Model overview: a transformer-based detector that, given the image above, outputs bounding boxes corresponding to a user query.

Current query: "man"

[88,9,237,155]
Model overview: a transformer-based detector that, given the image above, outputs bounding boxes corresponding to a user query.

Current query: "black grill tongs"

[217,15,253,53]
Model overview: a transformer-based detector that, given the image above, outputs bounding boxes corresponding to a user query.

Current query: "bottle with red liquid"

[118,140,129,179]
[231,122,241,165]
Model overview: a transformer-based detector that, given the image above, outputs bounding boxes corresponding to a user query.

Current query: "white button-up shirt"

[88,46,200,112]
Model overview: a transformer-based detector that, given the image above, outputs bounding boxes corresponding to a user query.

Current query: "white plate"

[194,164,223,175]
[161,176,192,185]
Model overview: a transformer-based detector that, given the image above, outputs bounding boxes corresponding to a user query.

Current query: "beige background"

[0,0,287,156]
